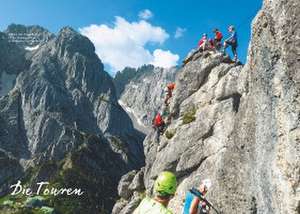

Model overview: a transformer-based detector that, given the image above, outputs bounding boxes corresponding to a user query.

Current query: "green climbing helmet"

[154,171,177,196]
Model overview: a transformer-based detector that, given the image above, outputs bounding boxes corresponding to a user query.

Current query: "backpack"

[154,114,163,126]
[182,190,210,214]
[182,191,194,214]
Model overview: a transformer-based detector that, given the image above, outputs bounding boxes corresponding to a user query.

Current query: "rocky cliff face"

[0,25,144,213]
[113,0,300,213]
[114,65,178,130]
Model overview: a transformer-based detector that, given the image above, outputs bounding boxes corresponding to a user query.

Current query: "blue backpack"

[183,190,210,214]
[182,191,195,214]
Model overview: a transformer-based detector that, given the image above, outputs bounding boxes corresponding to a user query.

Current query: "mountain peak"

[56,26,95,56]
[5,24,50,34]
[58,26,78,36]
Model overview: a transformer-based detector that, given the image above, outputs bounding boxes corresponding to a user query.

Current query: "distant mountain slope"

[114,65,178,128]
[0,25,145,214]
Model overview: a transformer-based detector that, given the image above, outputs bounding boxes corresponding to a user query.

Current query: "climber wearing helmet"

[212,28,223,50]
[223,25,238,63]
[152,112,166,142]
[164,83,176,106]
[198,33,209,52]
[133,171,177,214]
[153,112,165,133]
[183,179,212,214]
[183,33,212,65]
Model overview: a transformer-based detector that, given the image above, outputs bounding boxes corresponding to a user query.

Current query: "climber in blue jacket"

[183,179,212,214]
[223,25,238,63]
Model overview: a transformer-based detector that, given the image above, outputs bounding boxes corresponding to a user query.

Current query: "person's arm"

[189,197,200,214]
[225,32,232,43]
[214,32,219,40]
[227,31,236,42]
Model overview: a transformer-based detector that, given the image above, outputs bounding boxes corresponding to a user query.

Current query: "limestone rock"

[115,65,178,129]
[118,170,137,199]
[114,1,300,213]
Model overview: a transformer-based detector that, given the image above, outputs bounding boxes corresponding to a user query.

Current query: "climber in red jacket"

[153,113,166,135]
[198,33,209,51]
[213,28,223,50]
[154,113,164,128]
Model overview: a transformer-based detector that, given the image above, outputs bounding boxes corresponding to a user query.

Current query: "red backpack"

[154,113,163,126]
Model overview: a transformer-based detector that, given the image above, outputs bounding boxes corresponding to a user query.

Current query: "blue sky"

[0,0,262,74]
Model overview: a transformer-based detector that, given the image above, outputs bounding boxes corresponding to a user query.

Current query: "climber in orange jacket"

[164,83,176,105]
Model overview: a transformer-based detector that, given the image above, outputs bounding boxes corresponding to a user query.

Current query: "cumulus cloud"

[80,16,179,73]
[138,9,153,20]
[151,49,179,68]
[174,27,186,39]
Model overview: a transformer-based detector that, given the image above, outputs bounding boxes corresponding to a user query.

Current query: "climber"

[153,112,166,140]
[198,33,209,52]
[208,39,215,49]
[183,32,214,66]
[164,83,176,106]
[133,171,177,214]
[223,25,238,63]
[182,179,212,214]
[212,28,223,50]
[153,112,165,132]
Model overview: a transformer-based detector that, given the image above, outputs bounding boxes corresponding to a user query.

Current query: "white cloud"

[174,27,186,39]
[79,16,179,73]
[151,49,179,68]
[138,9,153,20]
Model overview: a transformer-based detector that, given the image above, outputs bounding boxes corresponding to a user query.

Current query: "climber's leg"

[155,127,160,142]
[232,45,238,63]
[223,41,228,54]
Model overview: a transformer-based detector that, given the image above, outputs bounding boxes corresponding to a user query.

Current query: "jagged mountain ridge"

[114,65,178,129]
[5,24,54,48]
[113,0,300,213]
[114,65,156,97]
[0,25,145,213]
